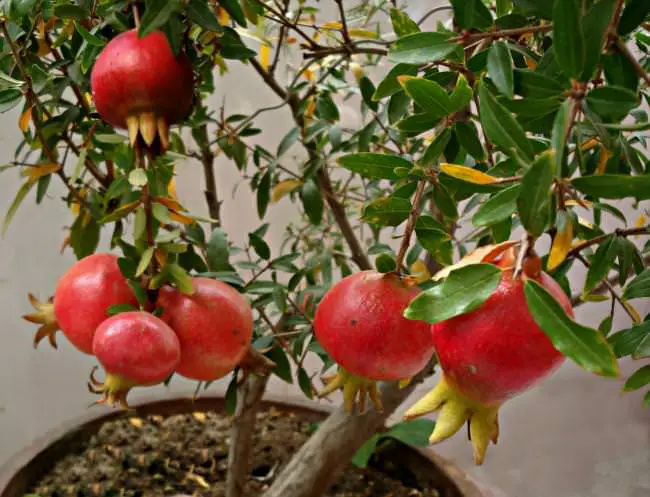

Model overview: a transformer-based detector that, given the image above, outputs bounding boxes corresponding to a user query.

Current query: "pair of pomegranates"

[25,254,253,408]
[313,246,573,464]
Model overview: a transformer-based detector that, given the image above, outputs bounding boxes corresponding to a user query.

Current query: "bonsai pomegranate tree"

[1,0,649,495]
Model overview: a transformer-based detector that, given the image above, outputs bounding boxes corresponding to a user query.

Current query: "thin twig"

[567,227,650,258]
[450,24,553,44]
[395,181,426,271]
[195,122,221,227]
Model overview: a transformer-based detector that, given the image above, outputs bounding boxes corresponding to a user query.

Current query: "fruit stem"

[513,232,537,280]
[395,180,426,273]
[131,2,141,29]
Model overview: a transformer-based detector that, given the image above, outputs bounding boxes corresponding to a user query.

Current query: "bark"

[226,373,271,497]
[262,363,435,497]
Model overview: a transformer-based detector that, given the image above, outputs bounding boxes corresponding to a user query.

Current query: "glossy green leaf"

[75,22,105,46]
[135,247,155,277]
[513,69,567,98]
[390,8,420,37]
[168,263,194,295]
[54,4,88,19]
[265,347,293,383]
[586,86,639,121]
[450,0,493,29]
[137,0,182,37]
[362,196,411,227]
[297,367,313,399]
[225,374,238,415]
[217,0,247,26]
[388,32,457,65]
[397,113,441,134]
[400,77,452,117]
[550,99,571,171]
[376,253,397,273]
[249,233,271,260]
[623,268,650,301]
[420,129,451,166]
[517,152,554,236]
[580,0,615,81]
[478,82,534,162]
[455,121,486,162]
[405,264,502,324]
[337,153,409,180]
[472,184,519,227]
[608,321,650,358]
[623,366,650,392]
[524,280,619,377]
[300,179,323,225]
[572,174,650,200]
[206,228,231,271]
[415,215,449,254]
[0,89,23,113]
[187,0,222,31]
[633,333,650,360]
[449,74,473,112]
[351,435,381,468]
[277,127,300,156]
[487,41,514,98]
[257,170,271,219]
[2,180,34,237]
[359,77,378,112]
[618,0,650,35]
[372,64,419,100]
[584,236,619,292]
[70,215,100,260]
[552,0,584,78]
[513,0,553,19]
[386,419,435,446]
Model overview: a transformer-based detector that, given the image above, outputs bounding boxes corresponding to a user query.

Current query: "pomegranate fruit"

[404,252,573,465]
[314,271,434,413]
[23,253,138,354]
[90,29,194,150]
[90,311,181,408]
[157,278,254,381]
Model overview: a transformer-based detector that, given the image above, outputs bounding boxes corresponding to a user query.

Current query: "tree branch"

[195,122,221,227]
[615,38,650,86]
[395,180,426,271]
[567,227,650,258]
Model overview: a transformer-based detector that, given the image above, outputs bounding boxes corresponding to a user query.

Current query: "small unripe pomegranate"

[90,311,181,408]
[90,29,194,149]
[23,253,138,354]
[314,271,434,413]
[157,278,254,381]
[405,252,573,465]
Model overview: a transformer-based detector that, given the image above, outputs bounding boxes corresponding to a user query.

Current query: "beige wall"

[1,3,649,496]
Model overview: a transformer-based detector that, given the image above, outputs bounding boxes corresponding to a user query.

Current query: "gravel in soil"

[29,407,442,497]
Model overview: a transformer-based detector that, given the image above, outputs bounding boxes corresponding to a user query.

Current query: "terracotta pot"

[0,395,485,497]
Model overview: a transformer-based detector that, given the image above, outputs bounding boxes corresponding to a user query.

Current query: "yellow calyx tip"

[23,293,60,349]
[88,367,137,410]
[126,112,170,152]
[318,367,383,414]
[404,376,500,466]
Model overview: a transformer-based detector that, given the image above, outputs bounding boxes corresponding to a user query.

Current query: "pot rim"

[0,392,485,497]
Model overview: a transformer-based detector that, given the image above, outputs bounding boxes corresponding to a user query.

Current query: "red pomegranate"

[90,311,181,408]
[24,253,138,354]
[90,29,194,149]
[314,271,434,412]
[157,278,254,381]
[404,253,573,465]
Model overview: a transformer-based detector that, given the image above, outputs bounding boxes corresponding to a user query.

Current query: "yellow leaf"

[286,36,297,44]
[397,75,416,87]
[349,62,364,83]
[64,20,75,38]
[19,106,33,132]
[167,176,178,199]
[169,210,195,225]
[321,21,343,30]
[399,377,413,389]
[348,28,378,39]
[304,96,316,119]
[259,43,271,70]
[186,473,210,489]
[36,38,51,56]
[565,199,592,208]
[440,163,499,185]
[577,217,594,229]
[581,137,600,151]
[409,259,431,284]
[129,417,143,428]
[302,68,315,82]
[623,301,642,323]
[635,214,647,229]
[70,188,88,217]
[525,57,537,69]
[154,249,167,267]
[154,196,184,212]
[595,147,611,175]
[271,179,302,203]
[23,163,61,184]
[547,217,573,271]
[217,7,230,25]
[433,241,518,281]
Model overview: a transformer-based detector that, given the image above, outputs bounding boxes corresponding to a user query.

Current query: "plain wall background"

[1,2,649,496]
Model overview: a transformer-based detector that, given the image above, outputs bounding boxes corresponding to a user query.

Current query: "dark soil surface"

[29,407,444,497]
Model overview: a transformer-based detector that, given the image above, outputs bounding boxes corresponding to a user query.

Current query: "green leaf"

[390,8,419,37]
[316,93,339,121]
[373,64,418,101]
[478,82,534,162]
[449,74,473,112]
[297,367,313,399]
[337,153,408,180]
[388,32,457,65]
[265,347,293,383]
[584,236,619,293]
[206,228,231,271]
[514,69,567,98]
[497,0,513,16]
[0,70,24,88]
[396,113,441,134]
[257,170,271,219]
[386,419,435,447]
[187,0,222,31]
[70,215,100,260]
[0,89,23,113]
[623,365,650,392]
[633,333,650,360]
[400,77,452,117]
[107,303,138,316]
[455,121,486,161]
[136,247,155,277]
[300,179,323,225]
[623,268,650,301]
[517,152,554,236]
[376,253,397,273]
[618,0,650,36]
[550,99,571,171]
[572,174,650,200]
[362,196,411,227]
[405,264,502,324]
[219,27,256,59]
[450,0,493,29]
[552,0,585,78]
[128,168,148,187]
[513,0,553,18]
[75,22,105,46]
[580,0,615,81]
[473,184,519,227]
[2,180,34,237]
[420,129,451,166]
[138,0,183,38]
[225,374,238,415]
[351,435,380,468]
[415,215,449,254]
[487,41,514,98]
[608,321,650,358]
[168,263,194,295]
[524,279,619,377]
[586,86,639,121]
[217,0,247,27]
[432,183,458,220]
[277,127,299,156]
[249,232,271,260]
[359,77,378,112]
[53,4,88,19]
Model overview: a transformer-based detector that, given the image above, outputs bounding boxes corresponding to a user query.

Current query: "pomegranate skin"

[90,30,194,129]
[432,271,573,406]
[53,253,138,354]
[92,311,181,385]
[157,278,254,381]
[314,271,434,381]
